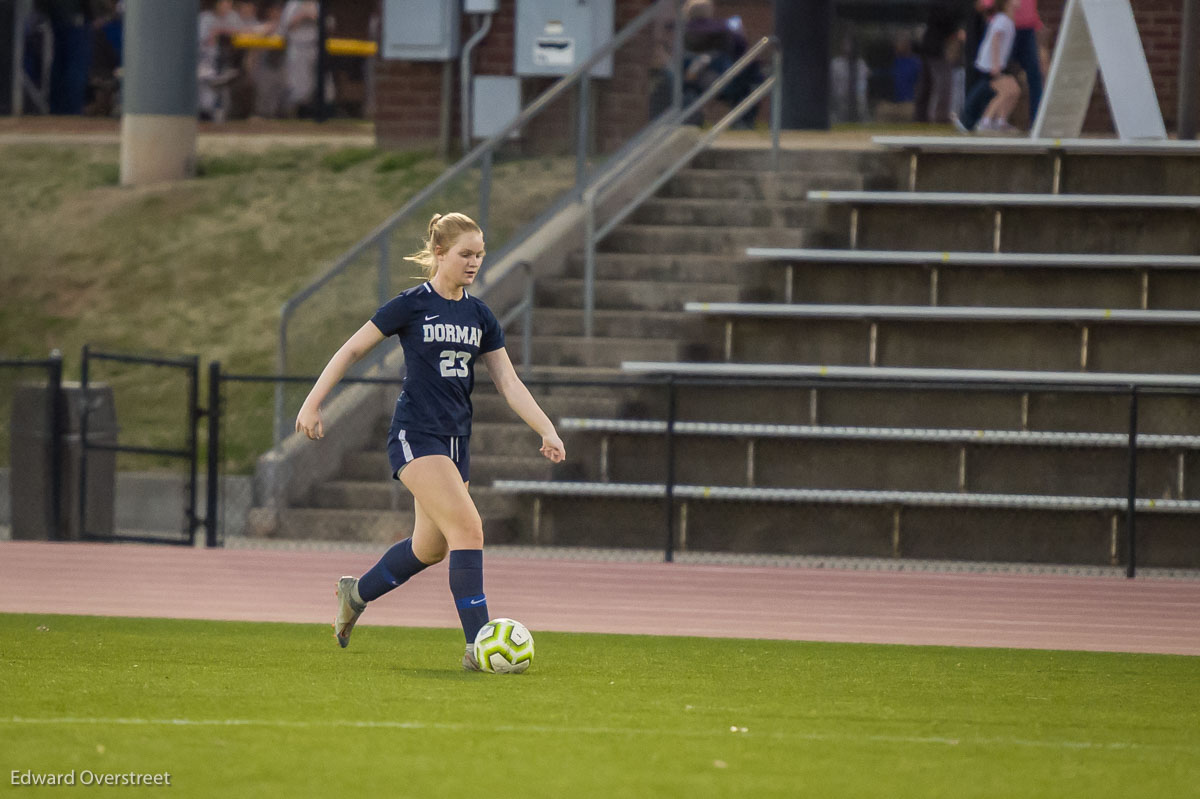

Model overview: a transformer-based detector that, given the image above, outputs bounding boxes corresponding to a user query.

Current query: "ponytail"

[404,212,482,278]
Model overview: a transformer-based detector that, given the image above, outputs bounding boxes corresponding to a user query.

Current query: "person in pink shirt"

[1009,0,1044,122]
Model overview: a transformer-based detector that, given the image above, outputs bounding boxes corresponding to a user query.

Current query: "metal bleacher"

[491,136,1200,570]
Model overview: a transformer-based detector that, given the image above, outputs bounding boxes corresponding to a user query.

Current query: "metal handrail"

[273,0,684,444]
[496,261,535,371]
[581,36,783,338]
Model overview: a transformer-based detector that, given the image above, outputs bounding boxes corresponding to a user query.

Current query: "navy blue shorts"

[387,426,471,483]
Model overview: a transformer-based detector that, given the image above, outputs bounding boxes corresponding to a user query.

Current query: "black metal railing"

[206,367,1200,577]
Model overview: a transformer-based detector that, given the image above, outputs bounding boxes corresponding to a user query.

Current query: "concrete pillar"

[1180,0,1199,139]
[775,0,833,130]
[120,0,199,185]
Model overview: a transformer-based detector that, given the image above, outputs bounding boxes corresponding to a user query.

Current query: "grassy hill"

[0,136,573,471]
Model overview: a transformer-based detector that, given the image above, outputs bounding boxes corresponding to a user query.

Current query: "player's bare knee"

[417,543,448,565]
[450,519,484,550]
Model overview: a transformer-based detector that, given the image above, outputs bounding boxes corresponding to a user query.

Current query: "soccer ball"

[473,618,534,674]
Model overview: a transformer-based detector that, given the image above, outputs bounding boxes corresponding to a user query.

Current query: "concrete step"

[536,278,741,311]
[563,252,764,284]
[627,198,825,228]
[510,308,703,339]
[689,148,900,174]
[530,335,688,368]
[274,508,415,544]
[311,478,522,514]
[275,488,522,544]
[471,454,556,485]
[341,448,568,486]
[471,390,623,423]
[658,169,867,202]
[598,224,809,255]
[516,363,628,382]
[470,421,541,454]
[504,492,1199,567]
[846,205,1200,255]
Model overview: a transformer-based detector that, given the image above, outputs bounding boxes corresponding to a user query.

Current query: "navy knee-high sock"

[357,539,430,603]
[448,549,488,643]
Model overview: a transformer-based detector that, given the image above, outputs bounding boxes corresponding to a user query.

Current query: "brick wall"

[374,0,1192,147]
[1031,0,1196,132]
[375,0,777,150]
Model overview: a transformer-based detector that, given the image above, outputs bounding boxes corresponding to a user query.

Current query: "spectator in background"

[279,0,334,117]
[85,0,122,116]
[39,0,94,115]
[680,0,763,128]
[830,36,869,123]
[198,0,244,120]
[646,3,678,120]
[226,0,263,118]
[890,35,921,104]
[1009,0,1044,123]
[954,0,1020,133]
[252,2,289,118]
[914,0,965,123]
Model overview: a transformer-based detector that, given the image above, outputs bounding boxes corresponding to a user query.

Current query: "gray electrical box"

[515,0,614,78]
[473,75,522,139]
[465,0,500,12]
[382,0,461,61]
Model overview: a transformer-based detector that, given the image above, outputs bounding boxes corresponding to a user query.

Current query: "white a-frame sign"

[1032,0,1167,140]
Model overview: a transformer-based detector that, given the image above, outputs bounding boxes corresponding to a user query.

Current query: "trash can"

[9,382,117,540]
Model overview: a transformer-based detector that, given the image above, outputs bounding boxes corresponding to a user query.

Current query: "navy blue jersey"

[370,282,505,436]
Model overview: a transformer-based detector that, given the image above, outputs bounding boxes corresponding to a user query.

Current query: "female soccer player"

[295,212,566,670]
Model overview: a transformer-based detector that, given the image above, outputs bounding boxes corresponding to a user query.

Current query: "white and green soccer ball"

[473,618,534,674]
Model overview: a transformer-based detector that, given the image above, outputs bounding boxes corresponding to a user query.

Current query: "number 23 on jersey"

[439,350,472,377]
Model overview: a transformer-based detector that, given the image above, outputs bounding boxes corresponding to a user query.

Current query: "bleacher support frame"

[495,369,1200,577]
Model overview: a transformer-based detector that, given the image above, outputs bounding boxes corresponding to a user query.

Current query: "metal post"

[78,345,90,539]
[576,76,591,191]
[377,235,390,306]
[770,48,783,171]
[583,192,597,338]
[671,0,684,113]
[775,0,832,129]
[1125,386,1139,578]
[479,148,493,235]
[439,60,453,162]
[275,305,290,447]
[121,0,199,184]
[522,263,534,370]
[460,13,494,153]
[664,378,678,563]
[1179,0,1199,139]
[186,356,201,546]
[47,350,64,539]
[314,0,329,122]
[9,0,29,116]
[206,361,221,547]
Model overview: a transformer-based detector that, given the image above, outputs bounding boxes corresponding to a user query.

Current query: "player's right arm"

[295,321,385,440]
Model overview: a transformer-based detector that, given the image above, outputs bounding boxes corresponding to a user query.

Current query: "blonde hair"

[404,212,482,278]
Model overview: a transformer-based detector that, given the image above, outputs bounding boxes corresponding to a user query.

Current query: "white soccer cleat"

[333,576,366,649]
[462,645,483,672]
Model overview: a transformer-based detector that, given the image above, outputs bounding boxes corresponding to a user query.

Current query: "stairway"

[266,147,898,543]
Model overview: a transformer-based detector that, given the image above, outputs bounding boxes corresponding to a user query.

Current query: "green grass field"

[1,614,1196,798]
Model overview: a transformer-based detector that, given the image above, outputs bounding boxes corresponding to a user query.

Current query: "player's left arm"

[481,347,565,463]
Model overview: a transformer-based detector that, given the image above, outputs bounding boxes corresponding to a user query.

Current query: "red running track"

[1,541,1198,656]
